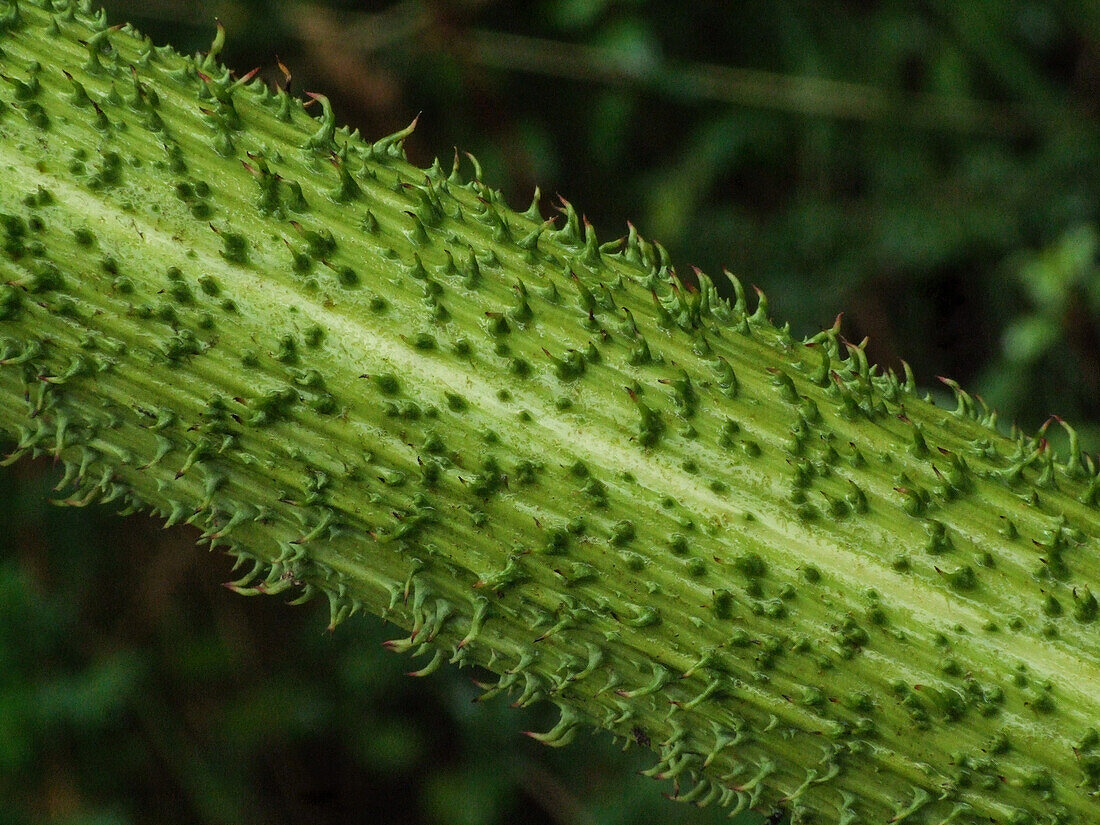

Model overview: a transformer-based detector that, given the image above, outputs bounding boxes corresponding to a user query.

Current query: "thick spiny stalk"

[1,3,1100,823]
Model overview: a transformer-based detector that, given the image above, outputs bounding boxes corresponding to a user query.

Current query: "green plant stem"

[2,3,1100,823]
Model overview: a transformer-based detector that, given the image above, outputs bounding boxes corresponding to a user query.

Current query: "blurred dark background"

[4,1,1100,824]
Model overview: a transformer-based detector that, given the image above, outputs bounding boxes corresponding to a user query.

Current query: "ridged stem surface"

[2,3,1100,822]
